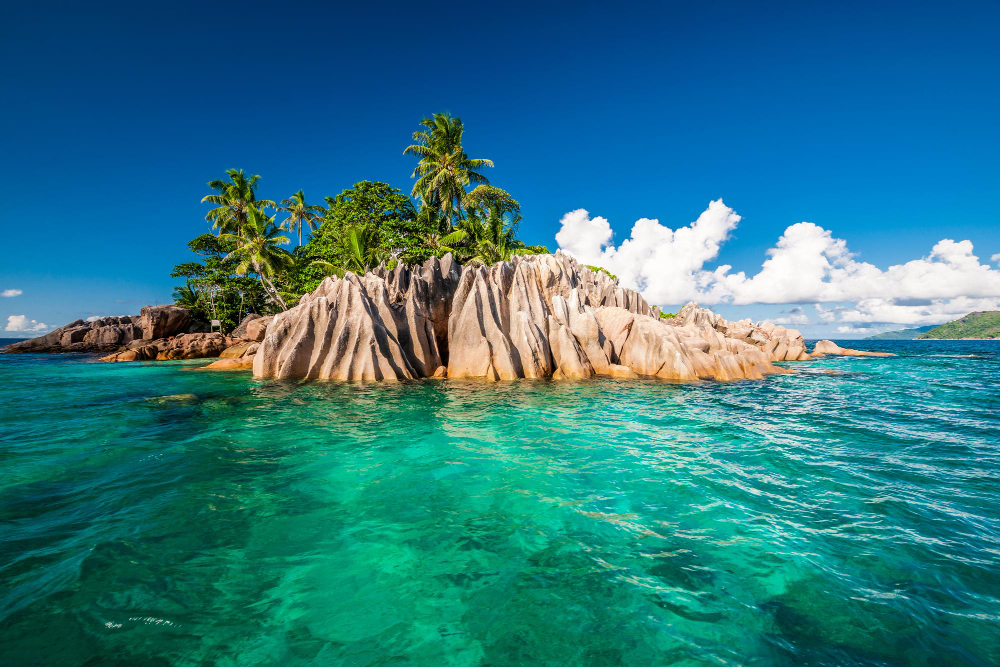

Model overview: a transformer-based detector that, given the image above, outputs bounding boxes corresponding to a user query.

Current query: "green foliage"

[586,265,618,280]
[434,186,549,264]
[650,305,676,319]
[279,190,324,246]
[917,311,1000,339]
[171,233,270,332]
[202,169,276,234]
[177,116,551,316]
[220,205,294,310]
[295,181,431,293]
[404,113,494,229]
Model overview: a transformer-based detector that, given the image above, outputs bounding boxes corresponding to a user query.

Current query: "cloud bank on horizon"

[555,200,1000,329]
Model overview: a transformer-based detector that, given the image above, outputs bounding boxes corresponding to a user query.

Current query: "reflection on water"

[1,341,999,665]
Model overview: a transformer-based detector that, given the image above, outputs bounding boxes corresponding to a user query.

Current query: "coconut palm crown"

[403,113,494,231]
[220,204,292,310]
[279,190,324,245]
[202,169,277,235]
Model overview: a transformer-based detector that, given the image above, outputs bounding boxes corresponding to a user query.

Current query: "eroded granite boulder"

[140,305,192,340]
[252,252,801,382]
[812,340,896,357]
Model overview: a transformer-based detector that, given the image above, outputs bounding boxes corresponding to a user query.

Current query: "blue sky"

[1,1,998,337]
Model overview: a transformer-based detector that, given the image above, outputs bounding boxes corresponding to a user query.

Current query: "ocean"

[1,341,998,665]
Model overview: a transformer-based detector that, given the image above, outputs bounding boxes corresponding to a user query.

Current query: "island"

[3,113,897,379]
[6,252,900,380]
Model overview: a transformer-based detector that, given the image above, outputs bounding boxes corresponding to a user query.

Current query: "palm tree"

[448,186,538,265]
[202,169,277,236]
[172,281,200,309]
[310,224,389,278]
[279,190,324,246]
[220,205,293,310]
[403,113,494,230]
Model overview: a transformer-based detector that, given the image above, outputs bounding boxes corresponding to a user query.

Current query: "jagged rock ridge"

[5,305,193,353]
[253,252,810,381]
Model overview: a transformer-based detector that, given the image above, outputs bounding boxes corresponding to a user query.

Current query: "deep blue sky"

[2,1,998,332]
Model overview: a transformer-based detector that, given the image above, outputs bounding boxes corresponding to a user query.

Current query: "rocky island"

[6,253,892,381]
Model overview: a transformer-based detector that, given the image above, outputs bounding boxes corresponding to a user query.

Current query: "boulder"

[812,340,896,357]
[231,313,262,338]
[253,252,801,383]
[244,316,274,342]
[5,315,143,353]
[673,302,812,362]
[219,341,255,359]
[100,333,237,362]
[200,357,255,370]
[140,305,192,340]
[253,255,463,381]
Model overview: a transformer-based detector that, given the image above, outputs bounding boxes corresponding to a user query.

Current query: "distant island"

[918,311,1000,339]
[865,325,938,340]
[867,311,1000,340]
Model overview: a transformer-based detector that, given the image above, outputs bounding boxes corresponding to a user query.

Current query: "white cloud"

[5,315,48,333]
[555,201,1000,326]
[773,306,811,326]
[1,289,22,297]
[993,253,1000,264]
[814,304,837,323]
[837,325,880,335]
[555,199,741,305]
[835,296,1000,326]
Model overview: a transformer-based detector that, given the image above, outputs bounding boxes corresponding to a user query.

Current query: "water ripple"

[1,342,999,664]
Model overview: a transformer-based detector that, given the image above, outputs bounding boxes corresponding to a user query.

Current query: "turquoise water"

[1,342,999,666]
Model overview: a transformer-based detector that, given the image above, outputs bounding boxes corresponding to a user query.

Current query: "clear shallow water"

[1,341,999,666]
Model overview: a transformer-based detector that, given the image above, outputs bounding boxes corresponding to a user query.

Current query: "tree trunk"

[255,261,287,311]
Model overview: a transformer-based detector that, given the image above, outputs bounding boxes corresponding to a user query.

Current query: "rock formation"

[253,252,810,382]
[6,306,200,354]
[139,305,192,340]
[100,333,240,362]
[200,341,260,370]
[231,313,273,341]
[811,340,896,357]
[5,315,144,353]
[5,254,823,383]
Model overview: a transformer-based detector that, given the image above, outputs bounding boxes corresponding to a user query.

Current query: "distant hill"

[917,311,1000,339]
[865,325,937,340]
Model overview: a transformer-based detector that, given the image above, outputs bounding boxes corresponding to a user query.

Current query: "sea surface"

[1,340,999,666]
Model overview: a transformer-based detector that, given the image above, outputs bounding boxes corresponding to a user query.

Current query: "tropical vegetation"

[916,311,1000,339]
[171,113,550,328]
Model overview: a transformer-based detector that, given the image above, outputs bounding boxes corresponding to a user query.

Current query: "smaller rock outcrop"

[100,333,240,362]
[5,315,144,353]
[201,341,259,370]
[811,340,896,357]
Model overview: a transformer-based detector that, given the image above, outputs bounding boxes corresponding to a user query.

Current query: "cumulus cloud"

[554,200,741,305]
[993,253,1000,264]
[1,289,22,297]
[555,201,1000,326]
[774,306,811,326]
[5,315,48,333]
